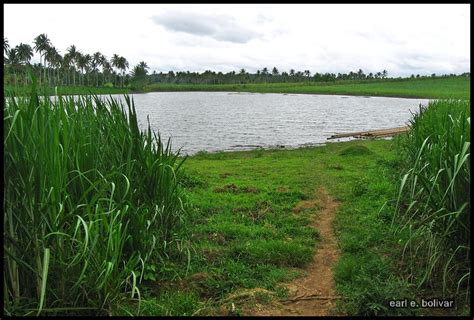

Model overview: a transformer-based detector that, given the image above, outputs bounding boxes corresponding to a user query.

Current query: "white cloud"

[3,4,470,76]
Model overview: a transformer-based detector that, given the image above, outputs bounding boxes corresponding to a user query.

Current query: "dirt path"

[248,187,342,316]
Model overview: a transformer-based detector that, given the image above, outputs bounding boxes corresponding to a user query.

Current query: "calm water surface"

[109,92,429,155]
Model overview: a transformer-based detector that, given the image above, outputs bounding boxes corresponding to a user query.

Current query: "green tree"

[92,52,104,86]
[132,61,149,79]
[66,45,79,86]
[5,47,20,84]
[16,43,34,84]
[33,33,51,85]
[4,37,9,59]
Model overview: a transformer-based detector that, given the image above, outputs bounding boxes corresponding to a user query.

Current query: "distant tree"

[132,61,149,78]
[272,67,279,76]
[382,69,388,78]
[33,33,52,84]
[16,43,33,65]
[117,56,129,87]
[66,45,79,85]
[4,37,9,58]
[5,47,20,84]
[92,52,104,86]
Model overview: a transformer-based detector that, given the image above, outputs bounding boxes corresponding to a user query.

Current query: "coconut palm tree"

[111,55,128,87]
[5,47,20,84]
[102,60,113,85]
[44,46,59,86]
[83,54,92,86]
[4,37,9,59]
[62,52,73,85]
[16,43,33,84]
[16,43,33,64]
[111,54,121,86]
[92,52,104,86]
[75,52,88,86]
[99,55,109,85]
[272,67,279,76]
[131,61,149,78]
[66,45,79,85]
[52,51,63,85]
[119,56,129,87]
[33,33,51,84]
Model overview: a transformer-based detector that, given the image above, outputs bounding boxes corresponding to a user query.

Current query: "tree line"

[3,34,470,88]
[4,34,148,87]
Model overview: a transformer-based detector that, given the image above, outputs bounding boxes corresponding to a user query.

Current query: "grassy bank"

[114,137,467,316]
[3,85,131,96]
[113,101,470,316]
[143,76,470,99]
[5,76,470,99]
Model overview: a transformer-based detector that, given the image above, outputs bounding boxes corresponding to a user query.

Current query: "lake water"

[109,92,429,155]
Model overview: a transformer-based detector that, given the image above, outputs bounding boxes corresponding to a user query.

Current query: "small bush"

[339,145,373,156]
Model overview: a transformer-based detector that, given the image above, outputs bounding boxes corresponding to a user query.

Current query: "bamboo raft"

[327,126,410,140]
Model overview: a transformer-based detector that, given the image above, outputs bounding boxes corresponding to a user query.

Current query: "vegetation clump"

[339,145,373,156]
[392,99,470,302]
[3,81,187,315]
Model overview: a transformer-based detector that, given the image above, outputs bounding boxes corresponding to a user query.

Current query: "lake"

[110,92,429,155]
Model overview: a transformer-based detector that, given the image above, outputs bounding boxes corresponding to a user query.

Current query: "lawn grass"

[112,139,440,316]
[143,76,470,99]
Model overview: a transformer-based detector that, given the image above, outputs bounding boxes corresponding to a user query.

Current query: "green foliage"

[335,253,416,316]
[340,145,373,156]
[3,83,187,315]
[392,99,470,300]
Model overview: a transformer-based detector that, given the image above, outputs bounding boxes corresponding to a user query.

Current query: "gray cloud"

[151,12,261,44]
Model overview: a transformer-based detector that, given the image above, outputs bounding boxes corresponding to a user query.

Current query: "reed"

[3,78,187,315]
[392,99,470,301]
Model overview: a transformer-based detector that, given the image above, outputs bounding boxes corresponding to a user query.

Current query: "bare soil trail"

[247,187,343,316]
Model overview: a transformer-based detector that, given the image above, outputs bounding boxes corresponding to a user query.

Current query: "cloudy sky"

[4,4,470,77]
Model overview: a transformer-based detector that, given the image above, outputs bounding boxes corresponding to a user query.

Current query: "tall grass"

[392,99,470,301]
[4,79,187,315]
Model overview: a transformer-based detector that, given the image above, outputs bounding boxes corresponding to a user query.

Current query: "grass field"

[3,85,131,96]
[113,139,460,316]
[143,76,470,99]
[4,76,470,99]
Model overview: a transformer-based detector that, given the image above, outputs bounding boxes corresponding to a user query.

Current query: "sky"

[3,4,470,77]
